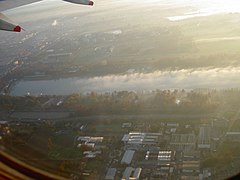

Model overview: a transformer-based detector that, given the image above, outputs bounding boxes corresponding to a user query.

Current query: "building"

[142,150,175,166]
[170,133,196,152]
[122,122,132,128]
[183,151,200,161]
[182,160,200,175]
[76,136,104,150]
[46,53,72,63]
[198,125,211,149]
[199,168,212,180]
[122,132,162,146]
[76,136,103,143]
[122,167,142,180]
[181,175,199,180]
[83,151,101,158]
[105,168,117,180]
[225,132,240,141]
[145,150,174,161]
[212,118,227,128]
[166,123,179,127]
[151,166,174,179]
[158,151,173,161]
[121,150,135,165]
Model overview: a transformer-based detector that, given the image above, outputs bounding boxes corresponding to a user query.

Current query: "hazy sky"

[4,0,240,96]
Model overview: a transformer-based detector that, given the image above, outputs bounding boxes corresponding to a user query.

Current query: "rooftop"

[122,132,162,145]
[121,150,135,165]
[122,167,142,180]
[105,168,116,180]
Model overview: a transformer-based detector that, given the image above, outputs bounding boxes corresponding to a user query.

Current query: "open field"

[10,111,70,120]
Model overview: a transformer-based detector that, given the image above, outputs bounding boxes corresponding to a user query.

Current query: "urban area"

[1,1,240,179]
[1,76,240,179]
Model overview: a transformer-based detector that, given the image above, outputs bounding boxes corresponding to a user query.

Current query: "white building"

[122,132,162,145]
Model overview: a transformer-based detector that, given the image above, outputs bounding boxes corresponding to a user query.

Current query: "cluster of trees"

[0,95,48,111]
[63,90,219,115]
[3,89,240,116]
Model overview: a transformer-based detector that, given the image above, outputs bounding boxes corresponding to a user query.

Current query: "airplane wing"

[0,12,21,32]
[0,0,42,32]
[0,0,94,32]
[0,0,41,12]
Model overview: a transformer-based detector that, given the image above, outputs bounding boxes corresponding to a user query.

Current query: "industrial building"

[225,131,240,141]
[198,125,211,149]
[122,132,162,145]
[122,167,142,180]
[181,160,200,178]
[76,136,104,150]
[183,151,200,161]
[150,166,174,178]
[145,150,174,162]
[170,133,196,152]
[121,150,135,165]
[142,150,175,167]
[46,53,72,63]
[105,168,117,180]
[76,136,103,143]
[166,122,179,127]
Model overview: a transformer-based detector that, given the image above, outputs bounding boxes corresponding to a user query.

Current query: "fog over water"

[11,67,240,96]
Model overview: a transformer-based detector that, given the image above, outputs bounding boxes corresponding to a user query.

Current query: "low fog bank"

[11,67,240,96]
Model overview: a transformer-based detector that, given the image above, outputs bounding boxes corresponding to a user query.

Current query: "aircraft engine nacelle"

[0,19,21,32]
[63,0,94,6]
